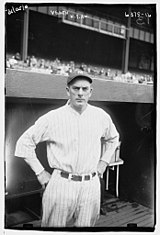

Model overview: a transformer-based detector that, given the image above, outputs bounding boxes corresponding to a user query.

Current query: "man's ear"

[66,86,70,97]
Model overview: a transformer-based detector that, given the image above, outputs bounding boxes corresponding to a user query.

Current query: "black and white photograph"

[4,1,157,233]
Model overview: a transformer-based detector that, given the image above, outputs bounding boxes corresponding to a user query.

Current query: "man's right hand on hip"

[37,169,51,188]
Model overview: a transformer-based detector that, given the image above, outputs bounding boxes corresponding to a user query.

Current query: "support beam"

[21,9,29,61]
[122,6,131,74]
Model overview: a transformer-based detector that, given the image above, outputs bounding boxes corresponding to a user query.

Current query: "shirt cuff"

[36,168,45,176]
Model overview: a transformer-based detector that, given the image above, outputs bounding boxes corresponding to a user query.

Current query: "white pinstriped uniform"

[15,101,119,227]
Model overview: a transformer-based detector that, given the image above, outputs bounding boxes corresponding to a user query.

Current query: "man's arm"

[15,114,52,186]
[37,169,51,188]
[97,113,119,177]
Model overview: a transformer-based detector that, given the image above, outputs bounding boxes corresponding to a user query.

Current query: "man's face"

[66,78,93,112]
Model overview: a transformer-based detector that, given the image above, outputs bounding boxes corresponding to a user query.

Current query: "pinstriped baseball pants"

[41,169,100,227]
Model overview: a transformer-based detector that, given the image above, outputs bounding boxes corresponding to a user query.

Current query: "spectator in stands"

[39,59,45,69]
[15,52,21,61]
[30,55,37,68]
[25,56,31,67]
[8,56,18,68]
[132,74,139,84]
[6,58,10,68]
[99,68,105,76]
[79,63,88,72]
[105,69,110,77]
[87,66,91,74]
[54,58,61,67]
[67,67,73,74]
[67,61,75,74]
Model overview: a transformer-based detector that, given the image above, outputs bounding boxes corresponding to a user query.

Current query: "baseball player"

[15,71,119,227]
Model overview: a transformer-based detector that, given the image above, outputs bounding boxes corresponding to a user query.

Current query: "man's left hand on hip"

[97,160,109,178]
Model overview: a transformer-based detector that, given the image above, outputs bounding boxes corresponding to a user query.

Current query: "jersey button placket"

[74,115,80,173]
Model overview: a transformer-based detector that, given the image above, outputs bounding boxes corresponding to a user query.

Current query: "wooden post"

[122,6,131,74]
[21,8,29,61]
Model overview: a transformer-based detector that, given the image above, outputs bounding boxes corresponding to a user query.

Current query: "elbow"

[15,137,23,157]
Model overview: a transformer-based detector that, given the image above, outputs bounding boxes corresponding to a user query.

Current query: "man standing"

[15,71,119,227]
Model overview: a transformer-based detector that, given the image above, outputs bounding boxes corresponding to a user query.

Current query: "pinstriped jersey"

[15,102,119,175]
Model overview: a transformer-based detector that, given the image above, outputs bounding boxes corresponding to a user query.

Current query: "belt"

[60,171,96,182]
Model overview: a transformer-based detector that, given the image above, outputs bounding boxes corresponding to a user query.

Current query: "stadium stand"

[6,52,153,85]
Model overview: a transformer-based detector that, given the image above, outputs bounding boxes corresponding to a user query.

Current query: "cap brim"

[67,74,92,85]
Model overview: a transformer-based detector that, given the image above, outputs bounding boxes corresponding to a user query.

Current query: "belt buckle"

[81,174,85,182]
[90,173,93,180]
[68,173,73,181]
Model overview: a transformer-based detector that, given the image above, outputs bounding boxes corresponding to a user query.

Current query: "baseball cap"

[67,71,92,85]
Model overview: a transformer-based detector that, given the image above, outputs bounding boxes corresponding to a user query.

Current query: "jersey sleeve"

[100,112,120,164]
[14,113,51,175]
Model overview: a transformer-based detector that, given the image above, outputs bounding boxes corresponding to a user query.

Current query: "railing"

[61,8,126,39]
